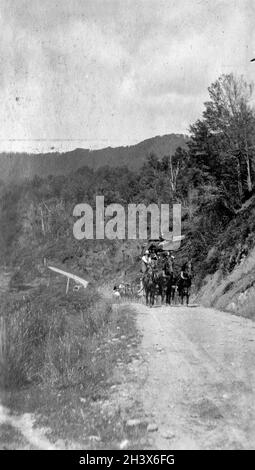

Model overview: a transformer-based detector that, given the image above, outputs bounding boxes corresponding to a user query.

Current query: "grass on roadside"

[0,282,147,449]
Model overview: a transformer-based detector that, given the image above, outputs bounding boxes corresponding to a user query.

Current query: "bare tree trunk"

[236,157,243,200]
[169,155,179,196]
[40,206,45,236]
[0,316,6,364]
[244,129,252,193]
[245,153,252,193]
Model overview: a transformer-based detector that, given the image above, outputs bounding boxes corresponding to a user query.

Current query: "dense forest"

[1,73,255,296]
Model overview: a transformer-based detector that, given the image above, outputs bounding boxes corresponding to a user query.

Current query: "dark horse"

[154,268,167,304]
[142,266,156,307]
[177,273,191,305]
[163,257,175,305]
[166,273,179,305]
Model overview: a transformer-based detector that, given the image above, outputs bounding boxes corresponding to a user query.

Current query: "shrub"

[0,284,114,390]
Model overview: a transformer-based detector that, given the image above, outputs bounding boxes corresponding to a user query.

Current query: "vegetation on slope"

[1,72,255,446]
[1,73,255,300]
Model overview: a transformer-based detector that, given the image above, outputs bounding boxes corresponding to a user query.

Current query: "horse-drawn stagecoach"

[114,238,192,307]
[142,239,192,306]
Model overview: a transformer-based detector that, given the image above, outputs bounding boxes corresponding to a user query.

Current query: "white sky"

[0,0,254,153]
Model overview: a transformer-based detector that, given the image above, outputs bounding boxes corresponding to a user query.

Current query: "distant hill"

[0,134,189,182]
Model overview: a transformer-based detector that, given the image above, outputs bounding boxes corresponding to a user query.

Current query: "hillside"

[1,73,255,321]
[196,194,255,319]
[0,134,188,182]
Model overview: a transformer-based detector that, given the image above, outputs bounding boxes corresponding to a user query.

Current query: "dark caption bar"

[0,450,252,467]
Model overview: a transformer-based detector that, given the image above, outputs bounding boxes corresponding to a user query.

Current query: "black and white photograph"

[0,0,254,456]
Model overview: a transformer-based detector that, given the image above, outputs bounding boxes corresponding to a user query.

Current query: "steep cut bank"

[196,195,255,319]
[198,248,255,319]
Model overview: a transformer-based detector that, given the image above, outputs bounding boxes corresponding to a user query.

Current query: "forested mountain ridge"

[0,134,188,182]
[1,73,255,318]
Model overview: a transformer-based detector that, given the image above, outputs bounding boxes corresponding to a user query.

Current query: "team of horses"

[142,258,192,307]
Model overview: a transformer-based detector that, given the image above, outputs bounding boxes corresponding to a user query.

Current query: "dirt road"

[1,292,255,450]
[134,303,255,449]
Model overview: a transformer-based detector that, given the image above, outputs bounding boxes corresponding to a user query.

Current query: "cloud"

[0,0,254,152]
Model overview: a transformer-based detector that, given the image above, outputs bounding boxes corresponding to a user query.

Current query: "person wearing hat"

[113,285,121,301]
[141,250,152,273]
[163,251,173,276]
[139,250,152,294]
[180,261,191,280]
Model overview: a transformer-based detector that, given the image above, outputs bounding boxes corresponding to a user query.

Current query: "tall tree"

[203,73,255,194]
